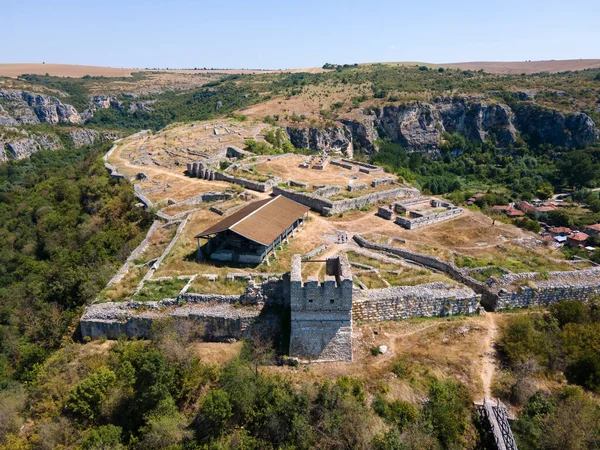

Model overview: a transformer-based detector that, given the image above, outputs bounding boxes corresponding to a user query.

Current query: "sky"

[2,0,599,69]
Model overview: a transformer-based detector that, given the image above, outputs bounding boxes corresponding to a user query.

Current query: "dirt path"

[480,313,498,400]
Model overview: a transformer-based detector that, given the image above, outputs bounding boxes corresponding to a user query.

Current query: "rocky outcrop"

[4,138,40,160]
[0,105,18,126]
[333,99,597,154]
[31,133,62,150]
[514,104,599,148]
[69,128,100,148]
[0,90,82,124]
[341,116,379,152]
[0,128,64,162]
[286,126,352,156]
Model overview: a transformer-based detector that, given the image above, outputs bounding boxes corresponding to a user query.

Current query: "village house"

[585,223,600,237]
[491,205,524,218]
[566,232,589,248]
[517,200,557,218]
[548,226,572,237]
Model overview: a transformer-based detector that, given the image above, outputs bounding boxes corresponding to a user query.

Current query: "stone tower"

[289,254,353,361]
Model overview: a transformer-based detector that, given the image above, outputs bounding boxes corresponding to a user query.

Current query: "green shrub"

[65,367,117,422]
[550,301,586,328]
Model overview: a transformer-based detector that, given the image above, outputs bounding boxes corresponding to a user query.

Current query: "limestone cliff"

[0,90,82,124]
[286,126,353,156]
[287,98,598,154]
[0,127,64,162]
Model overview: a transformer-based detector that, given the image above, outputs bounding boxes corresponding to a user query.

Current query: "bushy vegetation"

[498,301,600,394]
[0,144,153,387]
[0,322,484,449]
[497,303,600,448]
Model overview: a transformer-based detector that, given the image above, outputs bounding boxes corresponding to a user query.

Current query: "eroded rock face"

[379,104,441,152]
[69,128,100,148]
[0,129,64,162]
[0,89,82,124]
[286,126,352,156]
[341,116,379,152]
[336,99,597,154]
[5,138,41,160]
[0,105,18,126]
[514,104,599,148]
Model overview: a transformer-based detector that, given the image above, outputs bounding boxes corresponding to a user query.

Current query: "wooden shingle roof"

[195,195,310,246]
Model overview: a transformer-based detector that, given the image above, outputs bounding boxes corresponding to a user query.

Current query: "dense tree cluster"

[0,144,152,386]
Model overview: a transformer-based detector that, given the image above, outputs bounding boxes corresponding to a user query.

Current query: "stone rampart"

[353,283,480,321]
[133,183,154,208]
[354,234,600,312]
[105,220,163,288]
[80,301,261,341]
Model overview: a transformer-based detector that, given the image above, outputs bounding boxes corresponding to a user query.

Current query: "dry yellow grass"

[263,314,496,402]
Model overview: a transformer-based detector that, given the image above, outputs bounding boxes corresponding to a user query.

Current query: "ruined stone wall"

[495,284,600,310]
[273,185,419,216]
[214,171,281,193]
[353,283,480,321]
[324,187,420,215]
[133,183,154,208]
[394,207,463,229]
[313,185,343,198]
[354,234,600,312]
[353,234,492,301]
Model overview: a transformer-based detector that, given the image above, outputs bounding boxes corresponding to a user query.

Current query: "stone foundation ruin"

[378,196,463,229]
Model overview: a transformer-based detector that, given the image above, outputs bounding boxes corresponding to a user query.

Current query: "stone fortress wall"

[352,282,480,322]
[353,234,600,311]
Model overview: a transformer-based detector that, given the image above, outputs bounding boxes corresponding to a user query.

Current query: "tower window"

[330,299,335,304]
[308,299,313,303]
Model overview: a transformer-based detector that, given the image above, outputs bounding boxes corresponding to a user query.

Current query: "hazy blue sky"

[3,0,599,69]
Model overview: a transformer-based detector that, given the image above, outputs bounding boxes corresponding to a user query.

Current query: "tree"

[546,209,574,228]
[195,389,233,442]
[559,151,598,189]
[65,368,116,422]
[536,183,554,200]
[81,425,124,450]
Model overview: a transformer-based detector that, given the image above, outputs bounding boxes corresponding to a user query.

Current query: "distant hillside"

[0,63,324,79]
[439,59,600,74]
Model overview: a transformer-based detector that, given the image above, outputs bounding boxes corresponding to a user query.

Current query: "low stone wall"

[348,183,367,192]
[377,205,394,220]
[371,177,396,187]
[133,183,154,208]
[353,283,480,322]
[105,220,163,288]
[313,184,343,198]
[340,158,384,173]
[395,207,463,229]
[214,171,281,193]
[331,159,354,170]
[273,185,419,215]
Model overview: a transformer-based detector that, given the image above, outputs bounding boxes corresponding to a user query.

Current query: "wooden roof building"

[195,195,310,264]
